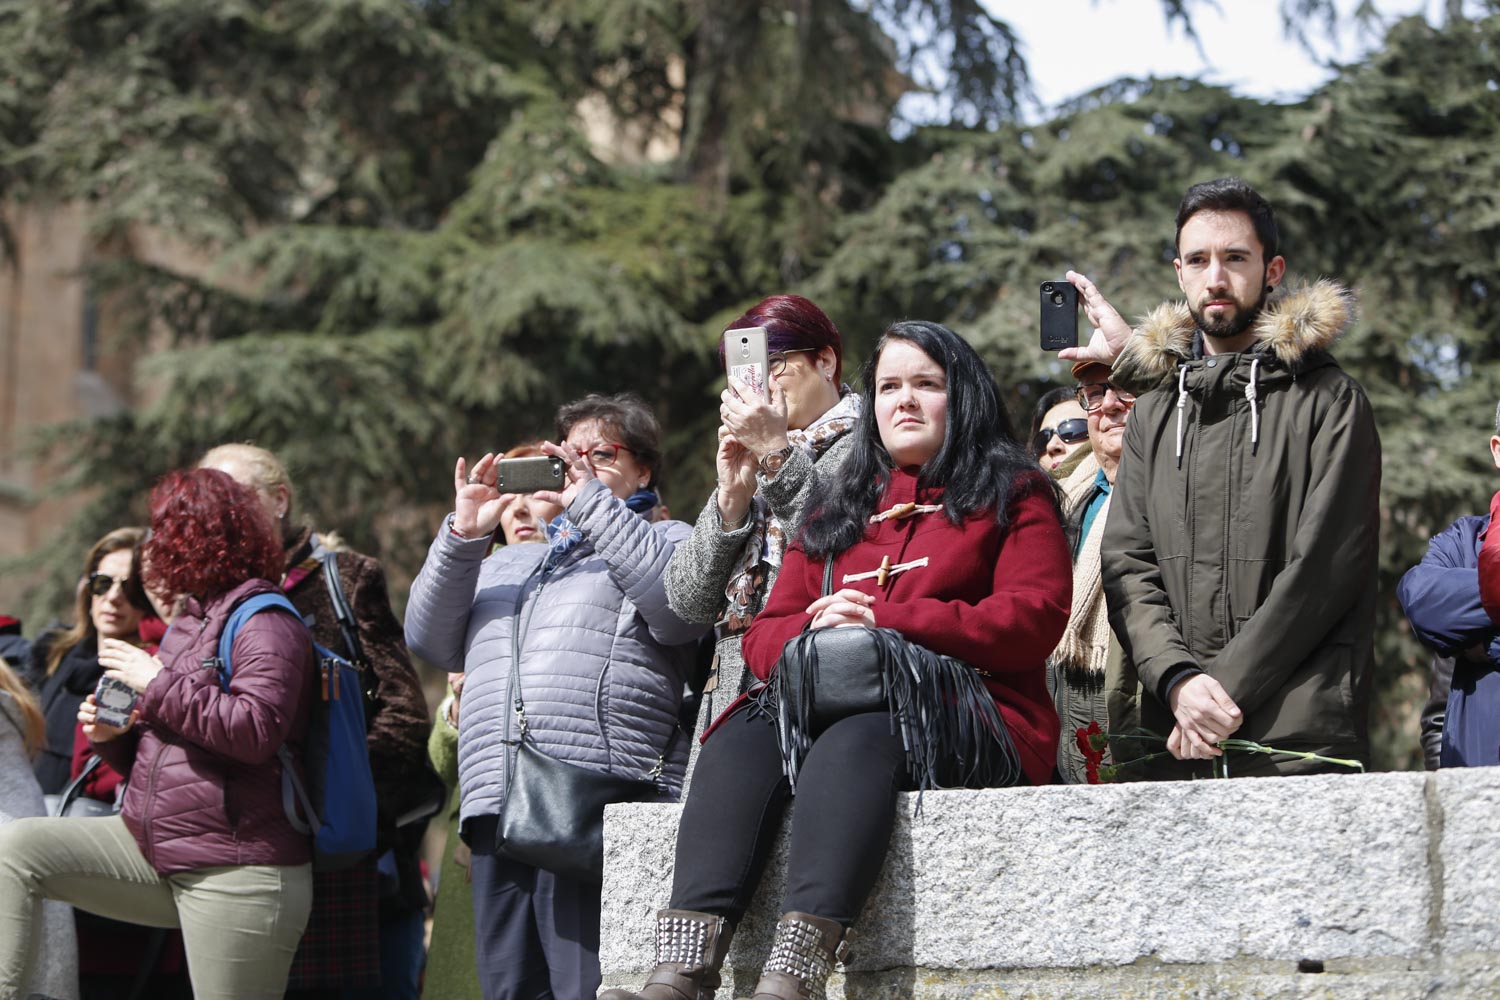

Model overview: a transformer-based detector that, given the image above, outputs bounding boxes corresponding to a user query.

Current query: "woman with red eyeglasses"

[23,528,159,797]
[406,392,704,1000]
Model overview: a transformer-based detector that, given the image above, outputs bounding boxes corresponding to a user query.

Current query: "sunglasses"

[1035,417,1089,452]
[87,573,131,599]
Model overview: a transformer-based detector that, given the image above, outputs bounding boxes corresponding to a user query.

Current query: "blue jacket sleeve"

[1398,517,1497,657]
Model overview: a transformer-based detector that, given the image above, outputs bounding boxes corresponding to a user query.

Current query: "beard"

[1191,281,1269,341]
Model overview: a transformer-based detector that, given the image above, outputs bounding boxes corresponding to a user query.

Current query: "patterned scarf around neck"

[720,389,862,634]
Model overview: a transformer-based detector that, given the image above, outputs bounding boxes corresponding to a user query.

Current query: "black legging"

[669,709,907,928]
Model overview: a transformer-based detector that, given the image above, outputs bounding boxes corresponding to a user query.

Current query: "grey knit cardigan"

[664,432,857,714]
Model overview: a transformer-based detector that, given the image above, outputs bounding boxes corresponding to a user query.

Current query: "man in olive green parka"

[1061,177,1380,779]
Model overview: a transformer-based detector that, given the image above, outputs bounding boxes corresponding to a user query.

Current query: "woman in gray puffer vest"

[664,295,860,725]
[405,393,704,1000]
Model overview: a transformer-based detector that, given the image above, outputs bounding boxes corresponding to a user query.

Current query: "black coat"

[23,632,103,795]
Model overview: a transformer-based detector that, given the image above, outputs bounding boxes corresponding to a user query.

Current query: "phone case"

[94,676,139,729]
[725,327,770,400]
[1040,280,1079,351]
[495,456,566,493]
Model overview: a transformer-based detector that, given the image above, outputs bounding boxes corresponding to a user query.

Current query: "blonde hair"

[45,527,149,678]
[0,661,43,756]
[199,443,298,539]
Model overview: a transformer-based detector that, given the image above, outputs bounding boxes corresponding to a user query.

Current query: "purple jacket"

[93,578,315,874]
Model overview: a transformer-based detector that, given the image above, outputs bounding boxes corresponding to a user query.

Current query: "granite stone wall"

[599,768,1500,997]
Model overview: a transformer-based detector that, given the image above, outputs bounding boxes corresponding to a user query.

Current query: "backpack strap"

[215,592,302,692]
[313,542,367,668]
[312,542,380,721]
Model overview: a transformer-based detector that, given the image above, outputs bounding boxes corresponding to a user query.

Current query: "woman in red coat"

[603,321,1070,1000]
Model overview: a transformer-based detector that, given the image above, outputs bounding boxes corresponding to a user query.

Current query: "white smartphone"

[724,327,770,401]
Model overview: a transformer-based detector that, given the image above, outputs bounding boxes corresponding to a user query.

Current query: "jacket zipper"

[1183,364,1197,652]
[141,613,213,866]
[1222,359,1237,642]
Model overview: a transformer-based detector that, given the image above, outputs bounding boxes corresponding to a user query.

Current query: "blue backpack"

[216,591,378,870]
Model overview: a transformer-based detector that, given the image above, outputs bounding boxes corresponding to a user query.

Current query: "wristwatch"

[758,444,795,477]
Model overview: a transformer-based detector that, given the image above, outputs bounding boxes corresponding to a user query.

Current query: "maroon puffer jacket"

[93,578,316,874]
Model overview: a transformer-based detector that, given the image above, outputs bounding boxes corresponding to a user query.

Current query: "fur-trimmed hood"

[1118,279,1357,383]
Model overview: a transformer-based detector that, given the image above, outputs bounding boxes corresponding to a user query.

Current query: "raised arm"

[570,479,704,648]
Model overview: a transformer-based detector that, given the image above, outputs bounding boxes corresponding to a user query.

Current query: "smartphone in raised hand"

[724,327,770,400]
[494,456,566,493]
[1040,279,1079,351]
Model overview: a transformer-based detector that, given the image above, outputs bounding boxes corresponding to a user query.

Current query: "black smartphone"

[1040,279,1079,351]
[494,456,565,493]
[94,676,139,729]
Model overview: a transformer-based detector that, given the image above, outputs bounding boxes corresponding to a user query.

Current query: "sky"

[969,0,1463,118]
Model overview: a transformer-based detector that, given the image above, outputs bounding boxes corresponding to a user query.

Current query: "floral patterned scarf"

[720,389,862,634]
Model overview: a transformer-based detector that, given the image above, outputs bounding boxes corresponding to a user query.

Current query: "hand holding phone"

[494,456,566,494]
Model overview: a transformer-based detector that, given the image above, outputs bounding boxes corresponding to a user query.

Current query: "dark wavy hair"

[797,320,1058,558]
[142,469,284,600]
[716,294,844,383]
[555,392,663,488]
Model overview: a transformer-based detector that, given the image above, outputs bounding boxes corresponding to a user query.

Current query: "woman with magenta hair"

[665,294,862,719]
[0,468,317,1000]
[604,322,1069,1000]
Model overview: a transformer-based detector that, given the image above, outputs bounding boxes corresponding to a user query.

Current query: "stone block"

[1436,765,1500,955]
[601,770,1436,996]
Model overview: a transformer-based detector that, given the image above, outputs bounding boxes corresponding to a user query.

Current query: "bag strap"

[52,754,104,816]
[315,543,367,668]
[215,592,322,835]
[822,556,836,598]
[502,561,662,788]
[216,593,302,691]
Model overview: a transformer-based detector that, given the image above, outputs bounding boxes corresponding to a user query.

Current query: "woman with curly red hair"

[0,468,318,1000]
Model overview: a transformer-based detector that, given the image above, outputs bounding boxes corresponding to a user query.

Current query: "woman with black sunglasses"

[22,527,159,796]
[1026,386,1091,475]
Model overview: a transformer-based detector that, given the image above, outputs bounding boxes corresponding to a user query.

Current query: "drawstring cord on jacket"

[1174,365,1189,469]
[1244,356,1262,456]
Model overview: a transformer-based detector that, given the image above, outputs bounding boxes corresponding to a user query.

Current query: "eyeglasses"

[87,573,131,599]
[576,442,635,468]
[1034,418,1090,453]
[769,349,817,376]
[1076,381,1137,412]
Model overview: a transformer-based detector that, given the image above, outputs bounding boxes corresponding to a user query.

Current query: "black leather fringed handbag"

[766,558,1023,791]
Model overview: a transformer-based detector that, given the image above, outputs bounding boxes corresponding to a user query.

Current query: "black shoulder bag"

[497,569,663,883]
[768,557,1023,792]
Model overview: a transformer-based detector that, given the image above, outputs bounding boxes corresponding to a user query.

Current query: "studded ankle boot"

[746,911,848,1000]
[599,908,736,1000]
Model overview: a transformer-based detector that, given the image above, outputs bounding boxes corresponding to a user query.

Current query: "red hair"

[143,468,283,600]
